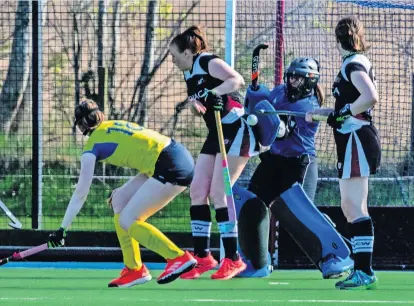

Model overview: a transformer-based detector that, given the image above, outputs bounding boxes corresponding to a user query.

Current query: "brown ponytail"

[335,16,368,52]
[170,25,209,54]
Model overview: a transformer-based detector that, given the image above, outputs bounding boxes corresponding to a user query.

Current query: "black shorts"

[334,124,381,179]
[248,152,318,206]
[152,139,195,187]
[200,119,259,157]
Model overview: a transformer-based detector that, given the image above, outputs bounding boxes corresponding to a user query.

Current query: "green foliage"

[155,27,171,40]
[0,133,32,161]
[159,0,173,19]
[48,52,68,73]
[312,17,330,32]
[0,40,11,53]
[120,0,147,14]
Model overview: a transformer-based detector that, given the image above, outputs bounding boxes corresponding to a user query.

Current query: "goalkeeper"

[234,57,354,279]
[47,99,197,287]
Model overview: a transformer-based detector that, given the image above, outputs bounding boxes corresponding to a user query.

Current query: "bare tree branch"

[127,0,200,122]
[159,99,189,137]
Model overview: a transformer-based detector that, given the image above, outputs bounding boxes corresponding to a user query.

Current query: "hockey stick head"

[0,253,15,267]
[0,200,23,229]
[251,43,269,89]
[8,218,22,229]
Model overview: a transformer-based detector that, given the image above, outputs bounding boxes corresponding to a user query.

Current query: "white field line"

[1,297,414,304]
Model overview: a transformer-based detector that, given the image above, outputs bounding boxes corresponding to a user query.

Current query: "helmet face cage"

[284,57,320,102]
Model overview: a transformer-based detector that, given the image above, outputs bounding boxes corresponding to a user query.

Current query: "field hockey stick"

[214,110,237,233]
[255,109,328,122]
[0,200,22,229]
[245,43,269,109]
[251,43,269,90]
[0,243,48,267]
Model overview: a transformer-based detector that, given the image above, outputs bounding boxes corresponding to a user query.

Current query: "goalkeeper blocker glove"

[48,227,67,248]
[327,104,352,129]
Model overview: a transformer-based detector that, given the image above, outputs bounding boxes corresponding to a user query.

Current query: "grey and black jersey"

[332,54,377,121]
[184,52,244,131]
[184,52,258,157]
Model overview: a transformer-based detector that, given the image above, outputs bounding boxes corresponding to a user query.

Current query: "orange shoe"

[108,265,152,288]
[180,252,218,279]
[157,251,197,284]
[211,257,247,280]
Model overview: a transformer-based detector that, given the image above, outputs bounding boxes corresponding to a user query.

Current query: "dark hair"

[170,25,209,53]
[74,99,104,134]
[335,16,368,52]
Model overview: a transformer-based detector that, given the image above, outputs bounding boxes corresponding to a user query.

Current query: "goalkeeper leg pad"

[271,183,354,278]
[233,184,272,278]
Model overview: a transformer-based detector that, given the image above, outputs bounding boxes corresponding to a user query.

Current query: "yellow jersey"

[82,120,171,176]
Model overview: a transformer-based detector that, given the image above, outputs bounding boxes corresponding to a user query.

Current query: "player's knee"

[111,189,127,214]
[118,211,133,231]
[190,178,210,203]
[341,200,368,222]
[209,186,226,207]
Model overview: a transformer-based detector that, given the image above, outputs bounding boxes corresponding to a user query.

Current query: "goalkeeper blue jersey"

[268,84,320,158]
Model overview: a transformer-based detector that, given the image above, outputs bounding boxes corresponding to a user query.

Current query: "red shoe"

[157,251,197,284]
[180,252,218,279]
[108,265,152,288]
[211,257,247,280]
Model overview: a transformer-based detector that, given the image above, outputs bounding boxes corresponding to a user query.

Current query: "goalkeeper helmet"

[284,57,320,102]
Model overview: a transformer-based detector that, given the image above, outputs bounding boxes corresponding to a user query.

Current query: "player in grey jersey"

[309,16,380,290]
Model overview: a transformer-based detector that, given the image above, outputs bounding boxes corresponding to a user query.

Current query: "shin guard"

[271,183,351,269]
[220,184,272,277]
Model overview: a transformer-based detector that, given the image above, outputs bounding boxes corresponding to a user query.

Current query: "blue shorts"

[152,139,194,187]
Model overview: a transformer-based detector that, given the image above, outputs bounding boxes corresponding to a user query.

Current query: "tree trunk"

[130,0,157,126]
[97,0,108,112]
[97,0,106,68]
[71,10,81,134]
[0,1,31,135]
[107,0,120,119]
[15,0,49,138]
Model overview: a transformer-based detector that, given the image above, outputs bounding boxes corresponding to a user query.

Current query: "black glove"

[48,227,67,248]
[327,104,352,129]
[204,90,224,112]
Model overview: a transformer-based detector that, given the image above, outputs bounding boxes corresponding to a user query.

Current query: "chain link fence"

[0,0,413,233]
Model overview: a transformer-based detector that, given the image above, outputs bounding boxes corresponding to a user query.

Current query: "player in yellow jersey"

[47,99,197,286]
